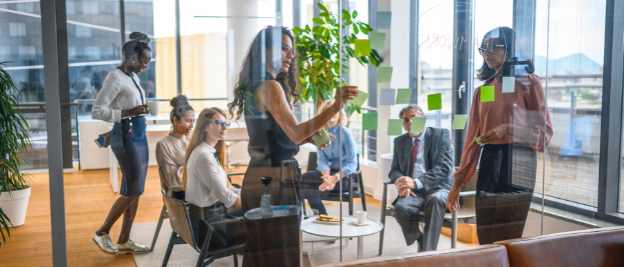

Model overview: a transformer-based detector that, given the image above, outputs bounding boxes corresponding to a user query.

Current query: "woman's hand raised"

[331,86,359,111]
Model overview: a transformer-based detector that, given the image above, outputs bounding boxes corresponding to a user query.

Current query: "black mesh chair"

[161,190,245,267]
[305,151,367,216]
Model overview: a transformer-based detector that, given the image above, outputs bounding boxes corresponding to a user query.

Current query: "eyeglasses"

[478,43,506,55]
[282,45,296,57]
[209,120,231,128]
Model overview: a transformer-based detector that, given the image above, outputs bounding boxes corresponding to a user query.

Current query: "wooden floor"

[0,166,381,266]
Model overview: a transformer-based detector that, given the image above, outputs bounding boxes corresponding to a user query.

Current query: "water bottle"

[260,177,273,218]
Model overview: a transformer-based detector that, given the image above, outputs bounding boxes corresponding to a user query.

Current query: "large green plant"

[0,62,32,246]
[293,3,382,114]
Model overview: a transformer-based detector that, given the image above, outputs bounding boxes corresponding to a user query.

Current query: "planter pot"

[0,187,31,227]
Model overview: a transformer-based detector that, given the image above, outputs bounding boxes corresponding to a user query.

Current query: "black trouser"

[476,143,536,244]
[299,169,349,215]
[188,202,245,248]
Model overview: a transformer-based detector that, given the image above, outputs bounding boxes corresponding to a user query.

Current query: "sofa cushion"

[496,226,624,267]
[318,245,509,267]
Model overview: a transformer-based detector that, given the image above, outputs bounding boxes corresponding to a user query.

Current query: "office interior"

[1,0,624,266]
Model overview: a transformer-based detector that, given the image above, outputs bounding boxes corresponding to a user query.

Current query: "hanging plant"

[293,3,383,115]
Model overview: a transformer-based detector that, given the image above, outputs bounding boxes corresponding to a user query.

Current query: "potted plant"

[0,62,32,246]
[293,3,383,115]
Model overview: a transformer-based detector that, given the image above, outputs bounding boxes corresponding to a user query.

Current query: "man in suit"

[389,104,454,251]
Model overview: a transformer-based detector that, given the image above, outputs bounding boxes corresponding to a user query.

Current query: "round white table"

[301,216,384,259]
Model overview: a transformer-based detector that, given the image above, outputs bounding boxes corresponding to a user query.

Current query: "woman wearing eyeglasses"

[183,108,244,245]
[228,26,359,267]
[447,27,553,244]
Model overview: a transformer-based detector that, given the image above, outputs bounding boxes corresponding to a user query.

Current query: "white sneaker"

[92,232,118,254]
[117,239,150,254]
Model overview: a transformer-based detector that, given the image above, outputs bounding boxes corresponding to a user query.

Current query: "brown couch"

[320,227,624,267]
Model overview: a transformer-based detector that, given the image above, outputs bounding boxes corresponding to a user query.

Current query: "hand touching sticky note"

[311,128,331,149]
[363,113,378,130]
[388,119,403,135]
[347,90,369,107]
[395,88,412,104]
[377,67,393,83]
[427,93,442,110]
[409,117,426,134]
[451,115,468,130]
[481,86,495,102]
[369,32,386,50]
[354,39,370,57]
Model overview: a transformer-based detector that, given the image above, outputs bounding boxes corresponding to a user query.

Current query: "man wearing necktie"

[389,104,455,251]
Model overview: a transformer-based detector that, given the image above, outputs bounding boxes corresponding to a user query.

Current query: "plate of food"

[315,214,344,224]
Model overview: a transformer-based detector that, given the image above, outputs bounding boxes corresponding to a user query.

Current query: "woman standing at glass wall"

[228,26,358,266]
[447,27,553,244]
[91,32,152,254]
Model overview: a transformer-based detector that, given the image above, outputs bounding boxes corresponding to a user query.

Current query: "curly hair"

[122,32,151,61]
[169,95,194,124]
[228,26,299,120]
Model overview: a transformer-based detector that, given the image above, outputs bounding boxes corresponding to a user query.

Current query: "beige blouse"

[155,135,189,193]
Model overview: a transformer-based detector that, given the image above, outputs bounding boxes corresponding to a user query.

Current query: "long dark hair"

[122,32,151,61]
[477,27,515,85]
[228,26,299,120]
[169,95,194,124]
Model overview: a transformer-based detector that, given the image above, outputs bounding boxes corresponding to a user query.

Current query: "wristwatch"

[335,173,341,182]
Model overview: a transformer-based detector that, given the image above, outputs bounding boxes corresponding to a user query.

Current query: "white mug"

[356,210,367,224]
[147,101,159,116]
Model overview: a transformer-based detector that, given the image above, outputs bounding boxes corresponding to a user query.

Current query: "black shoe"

[417,235,424,252]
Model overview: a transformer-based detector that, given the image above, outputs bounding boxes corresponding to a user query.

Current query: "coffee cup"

[147,101,159,116]
[356,210,367,224]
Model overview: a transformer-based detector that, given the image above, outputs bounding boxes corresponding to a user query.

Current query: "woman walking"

[91,32,152,254]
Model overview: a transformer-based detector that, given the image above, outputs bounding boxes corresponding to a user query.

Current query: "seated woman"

[155,95,194,200]
[183,107,244,243]
[301,99,358,215]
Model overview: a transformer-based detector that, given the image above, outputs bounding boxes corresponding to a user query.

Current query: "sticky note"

[369,32,386,50]
[481,86,495,102]
[427,93,442,110]
[377,67,393,83]
[395,88,412,104]
[377,12,392,29]
[451,115,468,130]
[354,39,370,57]
[312,128,331,149]
[409,117,426,134]
[388,119,403,135]
[362,113,378,130]
[347,90,369,107]
[380,88,396,105]
[502,76,515,93]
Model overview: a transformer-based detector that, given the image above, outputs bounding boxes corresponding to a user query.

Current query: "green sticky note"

[311,128,331,149]
[427,93,442,110]
[409,117,426,134]
[377,12,392,29]
[377,67,393,83]
[362,113,378,130]
[347,90,369,107]
[395,88,412,104]
[369,32,386,50]
[481,86,495,102]
[388,119,403,135]
[451,115,468,130]
[354,39,370,57]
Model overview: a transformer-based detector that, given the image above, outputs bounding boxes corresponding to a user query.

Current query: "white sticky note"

[502,76,515,93]
[380,88,396,105]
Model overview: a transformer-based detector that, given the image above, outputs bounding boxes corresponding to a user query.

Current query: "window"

[67,1,76,14]
[18,46,36,58]
[75,26,92,37]
[9,23,26,36]
[84,46,101,60]
[16,3,34,13]
[82,1,99,15]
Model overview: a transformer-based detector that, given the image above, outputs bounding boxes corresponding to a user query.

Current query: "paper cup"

[148,101,159,116]
[356,210,367,224]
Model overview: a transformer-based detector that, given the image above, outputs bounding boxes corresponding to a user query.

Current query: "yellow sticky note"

[481,86,495,102]
[451,115,468,130]
[427,93,442,110]
[347,90,369,107]
[354,39,370,57]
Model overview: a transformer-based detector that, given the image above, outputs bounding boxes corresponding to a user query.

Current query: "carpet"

[131,204,467,266]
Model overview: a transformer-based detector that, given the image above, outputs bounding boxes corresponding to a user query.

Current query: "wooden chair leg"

[151,204,167,252]
[162,231,177,267]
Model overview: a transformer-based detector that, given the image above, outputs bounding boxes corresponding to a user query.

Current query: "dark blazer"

[388,127,454,195]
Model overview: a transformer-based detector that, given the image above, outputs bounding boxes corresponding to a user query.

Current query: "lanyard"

[117,67,145,105]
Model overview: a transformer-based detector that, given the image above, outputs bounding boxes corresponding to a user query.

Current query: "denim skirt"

[110,116,148,196]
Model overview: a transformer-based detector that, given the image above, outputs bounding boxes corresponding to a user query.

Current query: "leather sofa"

[319,226,624,267]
